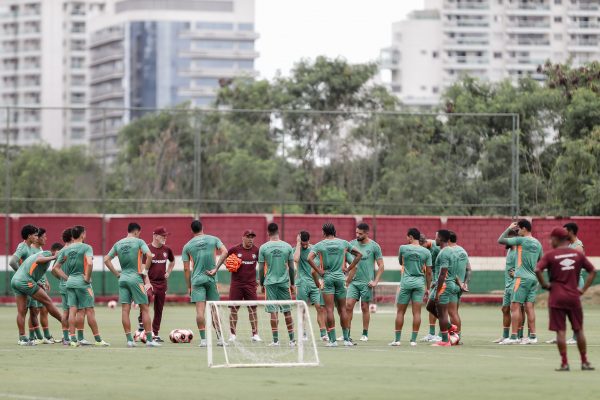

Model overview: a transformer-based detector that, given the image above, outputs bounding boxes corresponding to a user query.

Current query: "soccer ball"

[169,330,183,343]
[180,329,194,343]
[170,329,194,343]
[107,300,117,309]
[135,330,153,343]
[369,304,377,313]
[449,332,460,346]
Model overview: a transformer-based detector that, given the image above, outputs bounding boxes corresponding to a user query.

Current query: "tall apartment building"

[0,0,105,147]
[88,0,259,160]
[381,0,600,106]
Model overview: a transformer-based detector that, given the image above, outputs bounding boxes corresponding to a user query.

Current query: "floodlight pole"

[4,107,10,295]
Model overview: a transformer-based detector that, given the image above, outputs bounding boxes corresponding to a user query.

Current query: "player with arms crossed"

[535,227,596,371]
[214,229,261,343]
[11,243,64,346]
[104,222,158,347]
[294,231,328,342]
[498,220,542,345]
[258,223,296,347]
[390,228,432,347]
[308,222,362,347]
[345,222,384,343]
[183,220,228,347]
[426,230,458,347]
[53,225,109,347]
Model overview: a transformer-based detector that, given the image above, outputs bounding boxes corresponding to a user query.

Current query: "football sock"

[429,325,435,335]
[529,333,537,340]
[70,334,77,343]
[29,329,35,340]
[34,327,43,340]
[288,330,294,341]
[320,328,326,337]
[199,330,206,340]
[145,332,153,343]
[272,330,279,343]
[410,331,418,342]
[77,329,84,341]
[20,335,28,342]
[395,331,401,342]
[362,329,368,337]
[441,331,449,343]
[125,332,133,342]
[62,330,69,341]
[328,328,336,343]
[502,327,510,339]
[342,328,350,341]
[43,327,51,339]
[518,327,524,339]
[510,333,518,340]
[561,351,568,366]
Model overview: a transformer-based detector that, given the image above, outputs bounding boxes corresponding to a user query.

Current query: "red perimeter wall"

[4,214,600,257]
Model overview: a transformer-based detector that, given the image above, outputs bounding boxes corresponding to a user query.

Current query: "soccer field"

[1,305,599,400]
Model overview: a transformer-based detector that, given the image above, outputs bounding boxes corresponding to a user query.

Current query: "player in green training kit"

[259,223,296,347]
[498,220,543,345]
[494,229,518,343]
[345,222,384,343]
[419,233,442,342]
[104,222,159,347]
[294,231,328,342]
[182,220,228,347]
[448,231,471,341]
[390,228,432,347]
[308,222,362,347]
[426,230,459,347]
[53,225,109,347]
[11,243,64,346]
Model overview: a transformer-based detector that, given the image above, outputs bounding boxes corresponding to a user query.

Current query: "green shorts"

[297,284,324,306]
[11,278,39,298]
[347,281,372,302]
[265,283,291,313]
[119,275,149,305]
[502,285,514,307]
[323,275,346,300]
[511,277,537,304]
[190,280,220,303]
[397,285,424,305]
[60,292,69,311]
[67,285,95,309]
[436,282,460,305]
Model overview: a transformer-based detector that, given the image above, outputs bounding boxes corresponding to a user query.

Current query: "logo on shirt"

[238,253,243,258]
[163,252,167,258]
[252,254,257,259]
[151,253,155,257]
[559,258,575,271]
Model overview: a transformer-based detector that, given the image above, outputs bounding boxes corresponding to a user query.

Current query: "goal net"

[360,282,400,314]
[206,300,320,368]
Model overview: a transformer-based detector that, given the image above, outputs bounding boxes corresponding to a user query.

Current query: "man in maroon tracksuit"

[536,227,597,372]
[137,226,175,342]
[216,229,261,342]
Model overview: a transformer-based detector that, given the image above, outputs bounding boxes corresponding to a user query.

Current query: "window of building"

[195,96,214,106]
[71,74,85,86]
[432,51,439,58]
[196,22,234,30]
[71,92,85,104]
[494,52,502,58]
[194,78,220,88]
[193,40,235,49]
[420,85,427,91]
[554,33,563,40]
[196,59,235,68]
[71,39,86,51]
[554,0,561,4]
[238,60,254,69]
[71,57,85,69]
[238,23,254,31]
[432,86,439,94]
[70,127,85,139]
[238,41,254,50]
[71,109,85,122]
[71,22,85,33]
[421,49,427,55]
[554,16,562,23]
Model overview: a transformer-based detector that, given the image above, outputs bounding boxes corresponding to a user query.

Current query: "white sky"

[255,0,424,80]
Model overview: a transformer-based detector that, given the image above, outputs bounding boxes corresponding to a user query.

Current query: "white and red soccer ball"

[169,329,194,343]
[107,300,117,309]
[449,332,460,346]
[134,330,155,343]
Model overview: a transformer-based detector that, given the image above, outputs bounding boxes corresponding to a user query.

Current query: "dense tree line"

[2,57,600,216]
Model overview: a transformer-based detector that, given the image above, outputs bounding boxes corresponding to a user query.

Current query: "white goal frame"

[206,300,320,368]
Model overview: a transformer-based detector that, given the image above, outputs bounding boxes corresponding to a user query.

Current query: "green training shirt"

[63,242,93,289]
[108,237,151,278]
[181,235,223,285]
[504,248,517,289]
[13,251,53,282]
[309,238,355,280]
[452,245,469,283]
[348,239,383,284]
[399,244,432,288]
[505,236,542,281]
[259,240,294,286]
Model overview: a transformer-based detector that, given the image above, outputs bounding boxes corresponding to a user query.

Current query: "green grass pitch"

[1,305,599,400]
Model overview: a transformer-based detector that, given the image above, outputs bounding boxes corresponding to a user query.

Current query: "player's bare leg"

[506,301,522,344]
[229,306,239,338]
[448,302,461,337]
[344,297,358,340]
[432,302,451,346]
[139,303,159,347]
[555,330,569,371]
[391,303,408,346]
[523,302,537,343]
[495,305,511,343]
[410,301,422,345]
[248,306,259,338]
[84,307,108,346]
[315,304,327,340]
[28,307,41,341]
[519,304,526,339]
[283,310,295,345]
[573,330,594,370]
[336,297,352,345]
[421,311,438,342]
[31,289,63,322]
[269,311,279,345]
[323,293,337,346]
[360,300,370,340]
[38,306,53,342]
[15,295,31,344]
[121,303,135,346]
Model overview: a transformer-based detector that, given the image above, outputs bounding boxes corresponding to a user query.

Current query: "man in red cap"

[137,226,175,342]
[536,227,596,371]
[214,229,261,342]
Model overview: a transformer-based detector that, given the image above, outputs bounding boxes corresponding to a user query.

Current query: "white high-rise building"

[0,0,106,148]
[88,0,259,160]
[381,0,600,106]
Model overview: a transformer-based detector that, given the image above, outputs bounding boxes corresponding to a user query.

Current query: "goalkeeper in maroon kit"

[536,227,596,372]
[215,229,261,342]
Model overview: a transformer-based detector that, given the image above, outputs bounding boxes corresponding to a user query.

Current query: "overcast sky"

[255,0,424,80]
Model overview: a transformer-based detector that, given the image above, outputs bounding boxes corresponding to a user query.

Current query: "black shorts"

[549,307,583,332]
[229,284,257,302]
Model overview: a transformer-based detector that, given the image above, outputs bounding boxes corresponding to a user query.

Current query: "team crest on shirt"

[252,254,256,259]
[151,253,155,257]
[163,252,167,258]
[238,253,243,258]
[559,258,575,270]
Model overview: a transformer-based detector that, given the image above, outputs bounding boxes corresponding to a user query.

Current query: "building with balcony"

[381,0,600,106]
[88,0,259,161]
[0,0,105,147]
